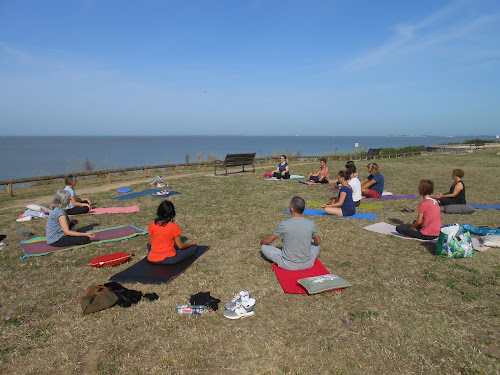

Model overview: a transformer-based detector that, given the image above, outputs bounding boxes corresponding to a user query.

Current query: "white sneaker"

[223,302,255,320]
[224,291,250,310]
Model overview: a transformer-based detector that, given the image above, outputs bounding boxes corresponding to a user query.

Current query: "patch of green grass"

[423,269,438,280]
[97,360,119,375]
[333,260,352,267]
[3,316,22,326]
[162,359,173,366]
[29,325,52,340]
[280,365,291,373]
[348,310,379,322]
[0,346,16,355]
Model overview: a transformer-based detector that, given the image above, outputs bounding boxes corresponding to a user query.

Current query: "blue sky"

[1,0,499,136]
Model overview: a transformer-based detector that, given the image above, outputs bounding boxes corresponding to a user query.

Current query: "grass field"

[0,150,499,375]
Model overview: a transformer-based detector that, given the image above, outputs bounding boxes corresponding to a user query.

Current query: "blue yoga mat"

[111,189,160,200]
[151,191,181,197]
[283,209,378,220]
[468,203,500,210]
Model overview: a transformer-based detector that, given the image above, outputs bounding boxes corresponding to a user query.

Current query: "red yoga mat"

[271,259,343,294]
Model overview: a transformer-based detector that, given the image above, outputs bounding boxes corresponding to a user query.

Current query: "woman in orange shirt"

[147,200,198,264]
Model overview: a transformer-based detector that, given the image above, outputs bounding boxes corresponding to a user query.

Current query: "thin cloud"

[343,0,498,71]
[0,41,32,62]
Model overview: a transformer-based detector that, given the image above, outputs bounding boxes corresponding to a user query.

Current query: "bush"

[380,145,426,155]
[463,138,495,144]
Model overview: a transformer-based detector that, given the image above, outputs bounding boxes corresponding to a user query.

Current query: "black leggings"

[50,235,90,247]
[272,172,290,179]
[439,197,466,206]
[309,176,329,183]
[395,224,438,240]
[147,244,198,264]
[65,206,90,215]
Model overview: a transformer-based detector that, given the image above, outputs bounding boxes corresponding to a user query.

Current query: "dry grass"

[0,150,499,374]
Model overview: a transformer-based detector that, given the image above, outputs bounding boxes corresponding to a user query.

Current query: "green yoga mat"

[358,203,383,210]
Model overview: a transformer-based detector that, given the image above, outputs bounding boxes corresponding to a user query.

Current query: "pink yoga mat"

[271,259,343,294]
[87,206,140,215]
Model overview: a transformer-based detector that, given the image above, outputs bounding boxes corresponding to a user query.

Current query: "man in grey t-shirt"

[260,196,321,271]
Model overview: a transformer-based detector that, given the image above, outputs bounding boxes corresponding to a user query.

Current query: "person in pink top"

[396,180,442,240]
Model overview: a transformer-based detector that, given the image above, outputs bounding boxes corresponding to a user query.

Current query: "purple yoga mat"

[19,225,147,258]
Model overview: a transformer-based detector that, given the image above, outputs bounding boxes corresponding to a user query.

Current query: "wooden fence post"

[7,183,13,197]
[107,173,111,183]
[175,166,178,175]
[143,168,147,178]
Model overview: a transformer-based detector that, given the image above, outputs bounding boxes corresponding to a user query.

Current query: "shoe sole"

[223,310,255,320]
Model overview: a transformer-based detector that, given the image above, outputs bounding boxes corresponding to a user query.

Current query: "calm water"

[0,135,496,181]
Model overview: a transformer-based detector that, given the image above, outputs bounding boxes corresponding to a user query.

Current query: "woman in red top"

[396,180,442,240]
[147,200,198,264]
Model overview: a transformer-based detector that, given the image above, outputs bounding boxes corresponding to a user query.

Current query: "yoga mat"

[283,209,378,220]
[265,175,305,180]
[151,191,181,197]
[328,187,340,191]
[271,259,342,294]
[308,201,381,210]
[87,206,140,215]
[110,189,160,200]
[366,194,418,200]
[363,222,489,252]
[19,225,147,258]
[298,180,335,185]
[468,204,500,210]
[109,246,210,285]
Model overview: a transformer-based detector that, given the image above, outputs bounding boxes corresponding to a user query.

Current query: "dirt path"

[2,171,213,211]
[2,162,290,211]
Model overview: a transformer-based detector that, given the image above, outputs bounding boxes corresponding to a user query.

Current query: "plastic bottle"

[174,305,211,315]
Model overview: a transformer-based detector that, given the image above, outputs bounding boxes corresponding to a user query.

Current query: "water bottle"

[175,305,211,315]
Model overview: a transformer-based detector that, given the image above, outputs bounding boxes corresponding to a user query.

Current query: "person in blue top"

[64,175,92,215]
[271,155,290,179]
[321,170,356,216]
[361,162,385,198]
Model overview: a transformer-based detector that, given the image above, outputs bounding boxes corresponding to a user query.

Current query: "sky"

[0,0,499,136]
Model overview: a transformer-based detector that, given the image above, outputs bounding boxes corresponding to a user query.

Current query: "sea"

[0,135,497,182]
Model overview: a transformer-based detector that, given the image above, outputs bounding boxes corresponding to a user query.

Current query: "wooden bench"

[214,153,256,176]
[474,141,486,149]
[360,148,380,159]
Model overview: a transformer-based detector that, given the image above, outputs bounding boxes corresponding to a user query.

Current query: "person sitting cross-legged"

[260,196,321,271]
[396,180,442,240]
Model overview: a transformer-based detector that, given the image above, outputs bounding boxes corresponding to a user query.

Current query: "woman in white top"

[346,161,361,207]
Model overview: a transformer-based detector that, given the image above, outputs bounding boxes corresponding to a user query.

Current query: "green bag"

[436,223,474,258]
[77,285,119,315]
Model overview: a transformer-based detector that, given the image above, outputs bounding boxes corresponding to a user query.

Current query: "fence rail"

[1,152,421,197]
